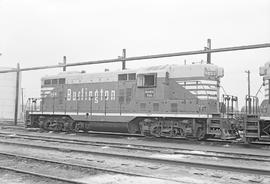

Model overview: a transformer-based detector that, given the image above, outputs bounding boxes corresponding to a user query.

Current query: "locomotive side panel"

[41,72,217,116]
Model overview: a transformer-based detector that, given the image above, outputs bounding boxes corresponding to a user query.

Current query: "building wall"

[0,67,21,120]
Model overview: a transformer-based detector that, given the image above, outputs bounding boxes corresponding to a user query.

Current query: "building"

[0,67,21,121]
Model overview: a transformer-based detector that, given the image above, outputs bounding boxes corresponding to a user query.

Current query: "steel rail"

[0,166,87,184]
[0,43,270,73]
[0,139,269,175]
[0,132,270,162]
[2,126,269,146]
[0,132,269,163]
[0,151,181,183]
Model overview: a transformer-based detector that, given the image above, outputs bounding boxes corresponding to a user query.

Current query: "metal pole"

[63,56,67,72]
[14,63,20,126]
[245,96,248,114]
[207,39,211,64]
[256,97,258,114]
[226,96,230,114]
[231,96,234,113]
[247,70,251,114]
[122,49,126,70]
[222,94,224,115]
[30,98,33,115]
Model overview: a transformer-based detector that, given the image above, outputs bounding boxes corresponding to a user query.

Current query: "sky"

[0,0,270,108]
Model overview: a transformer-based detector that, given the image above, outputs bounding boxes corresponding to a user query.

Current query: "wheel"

[25,119,32,128]
[150,126,161,137]
[53,122,63,132]
[176,128,185,137]
[74,123,81,132]
[42,120,51,130]
[196,127,206,140]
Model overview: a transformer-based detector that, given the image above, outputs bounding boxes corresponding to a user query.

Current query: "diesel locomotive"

[25,62,270,141]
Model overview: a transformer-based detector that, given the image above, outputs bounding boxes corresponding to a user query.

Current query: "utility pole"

[206,39,211,64]
[245,70,251,114]
[122,49,126,70]
[63,56,67,71]
[204,39,211,64]
[14,63,20,125]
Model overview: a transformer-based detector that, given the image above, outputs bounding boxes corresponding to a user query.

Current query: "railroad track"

[0,132,269,163]
[3,125,270,146]
[0,135,269,176]
[0,165,86,184]
[58,130,270,146]
[0,151,180,184]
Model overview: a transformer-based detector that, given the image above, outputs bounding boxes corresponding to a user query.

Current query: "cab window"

[137,73,157,88]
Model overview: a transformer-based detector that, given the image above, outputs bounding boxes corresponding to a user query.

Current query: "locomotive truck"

[26,62,242,140]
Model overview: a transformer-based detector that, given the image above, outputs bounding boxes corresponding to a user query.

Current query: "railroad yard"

[2,47,270,184]
[0,122,269,184]
[1,1,270,183]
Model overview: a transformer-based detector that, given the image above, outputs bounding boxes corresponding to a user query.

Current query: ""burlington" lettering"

[66,88,116,103]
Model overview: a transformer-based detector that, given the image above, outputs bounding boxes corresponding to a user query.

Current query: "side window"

[128,73,136,80]
[59,78,65,84]
[144,75,155,86]
[137,73,157,88]
[137,74,144,87]
[52,79,58,85]
[118,74,127,81]
[44,80,51,85]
